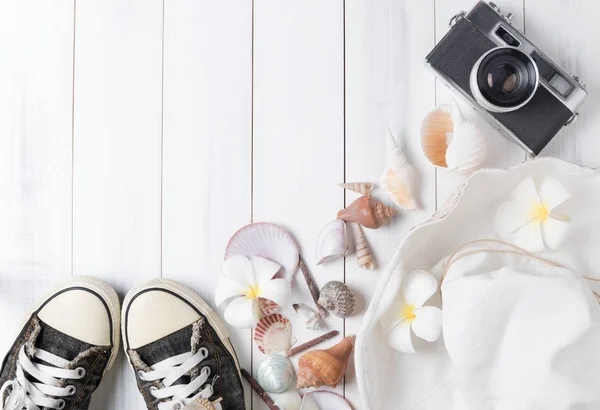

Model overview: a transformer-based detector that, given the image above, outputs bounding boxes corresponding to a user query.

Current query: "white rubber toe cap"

[38,289,112,346]
[125,290,201,349]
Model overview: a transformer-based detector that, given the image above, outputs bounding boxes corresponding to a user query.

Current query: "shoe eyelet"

[57,399,66,409]
[202,366,211,377]
[173,404,182,410]
[199,347,209,357]
[75,367,86,378]
[67,385,77,396]
[137,370,146,379]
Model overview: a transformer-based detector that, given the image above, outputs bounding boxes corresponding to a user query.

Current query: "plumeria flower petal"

[260,278,291,308]
[251,256,282,287]
[411,306,443,342]
[214,276,245,306]
[222,256,254,288]
[386,270,442,354]
[224,297,258,328]
[387,320,415,354]
[215,255,291,328]
[404,270,438,307]
[495,176,571,251]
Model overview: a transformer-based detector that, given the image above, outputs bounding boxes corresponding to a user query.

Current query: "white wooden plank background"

[1,1,599,409]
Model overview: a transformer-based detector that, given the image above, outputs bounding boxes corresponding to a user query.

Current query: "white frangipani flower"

[215,255,291,328]
[385,270,442,354]
[494,176,570,252]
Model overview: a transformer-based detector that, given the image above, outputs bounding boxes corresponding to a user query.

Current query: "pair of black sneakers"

[0,277,246,410]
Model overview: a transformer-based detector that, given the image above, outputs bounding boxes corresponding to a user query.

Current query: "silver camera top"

[427,1,588,156]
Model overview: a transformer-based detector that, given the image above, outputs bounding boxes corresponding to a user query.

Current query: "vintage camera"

[425,1,587,156]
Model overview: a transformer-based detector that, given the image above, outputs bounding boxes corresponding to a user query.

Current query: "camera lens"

[470,47,538,113]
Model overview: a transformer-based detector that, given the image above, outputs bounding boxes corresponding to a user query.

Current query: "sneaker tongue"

[135,323,194,366]
[36,319,94,361]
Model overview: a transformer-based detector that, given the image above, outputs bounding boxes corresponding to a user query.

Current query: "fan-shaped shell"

[225,223,300,281]
[316,219,348,265]
[254,313,296,355]
[256,354,295,393]
[446,120,487,173]
[318,281,357,318]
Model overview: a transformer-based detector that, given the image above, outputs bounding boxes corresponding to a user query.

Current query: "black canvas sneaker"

[0,277,120,410]
[122,279,246,410]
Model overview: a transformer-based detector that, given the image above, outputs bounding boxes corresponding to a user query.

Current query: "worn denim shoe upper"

[123,279,246,410]
[0,277,120,410]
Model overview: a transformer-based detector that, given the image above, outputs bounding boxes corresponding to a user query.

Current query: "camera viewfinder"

[495,26,521,47]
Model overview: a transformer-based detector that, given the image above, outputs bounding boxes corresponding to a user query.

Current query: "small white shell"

[293,303,323,330]
[256,355,295,394]
[225,223,300,281]
[271,390,302,410]
[305,390,353,409]
[315,219,348,265]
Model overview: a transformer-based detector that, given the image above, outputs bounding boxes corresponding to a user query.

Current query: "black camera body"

[426,1,587,156]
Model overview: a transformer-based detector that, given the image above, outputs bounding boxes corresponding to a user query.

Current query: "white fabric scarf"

[442,240,600,410]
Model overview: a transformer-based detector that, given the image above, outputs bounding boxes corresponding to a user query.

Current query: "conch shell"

[336,195,396,229]
[296,335,355,389]
[353,224,374,270]
[338,182,374,195]
[381,129,416,210]
[420,102,487,174]
[318,281,356,318]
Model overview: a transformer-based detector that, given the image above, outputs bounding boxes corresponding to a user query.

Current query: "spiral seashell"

[382,129,417,210]
[296,335,355,389]
[318,281,356,318]
[336,195,396,229]
[293,303,323,330]
[353,224,374,270]
[256,354,295,393]
[337,182,374,195]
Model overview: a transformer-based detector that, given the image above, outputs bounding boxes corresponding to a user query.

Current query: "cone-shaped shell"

[382,129,417,210]
[353,224,374,270]
[336,195,396,229]
[338,182,374,195]
[296,335,355,389]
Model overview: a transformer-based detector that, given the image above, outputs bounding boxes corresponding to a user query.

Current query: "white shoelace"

[0,346,85,410]
[138,348,218,410]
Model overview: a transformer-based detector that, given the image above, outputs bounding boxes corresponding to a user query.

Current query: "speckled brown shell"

[296,335,355,389]
[318,281,357,318]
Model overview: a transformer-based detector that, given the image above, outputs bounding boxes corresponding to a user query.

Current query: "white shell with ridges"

[382,128,417,210]
[315,219,348,265]
[254,313,296,355]
[225,223,299,281]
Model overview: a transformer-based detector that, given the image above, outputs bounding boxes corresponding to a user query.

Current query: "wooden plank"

[434,0,526,203]
[343,0,436,407]
[253,0,345,407]
[161,1,253,408]
[524,0,600,166]
[72,0,163,408]
[0,0,73,356]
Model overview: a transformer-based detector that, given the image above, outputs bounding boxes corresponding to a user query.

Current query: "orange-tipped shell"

[296,335,355,389]
[421,106,453,168]
[336,196,396,229]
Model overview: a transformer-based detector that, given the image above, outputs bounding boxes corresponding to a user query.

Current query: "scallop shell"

[258,298,280,318]
[337,182,374,195]
[296,335,355,389]
[305,390,353,410]
[353,224,374,270]
[254,313,296,355]
[315,219,348,265]
[382,129,417,210]
[318,281,357,318]
[256,354,295,393]
[225,223,300,281]
[420,102,487,173]
[293,303,323,330]
[336,195,396,229]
